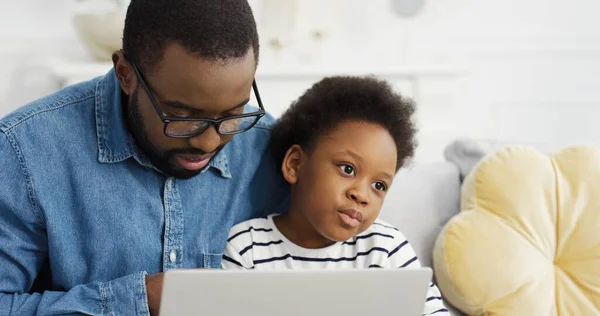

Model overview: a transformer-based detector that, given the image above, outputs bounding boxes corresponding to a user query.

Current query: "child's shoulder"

[361,218,409,244]
[226,215,276,243]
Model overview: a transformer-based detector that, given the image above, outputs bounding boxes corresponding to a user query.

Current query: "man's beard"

[124,90,223,179]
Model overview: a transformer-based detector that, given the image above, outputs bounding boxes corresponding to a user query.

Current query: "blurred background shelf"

[2,0,600,162]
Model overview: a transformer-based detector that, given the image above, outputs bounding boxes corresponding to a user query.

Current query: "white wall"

[1,0,600,162]
[0,0,85,111]
[399,0,600,146]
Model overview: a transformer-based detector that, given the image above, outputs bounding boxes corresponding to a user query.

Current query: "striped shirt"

[222,215,449,316]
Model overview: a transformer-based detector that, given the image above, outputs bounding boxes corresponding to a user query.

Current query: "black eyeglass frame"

[127,55,266,138]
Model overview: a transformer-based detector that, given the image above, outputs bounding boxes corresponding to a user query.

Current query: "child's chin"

[322,226,358,242]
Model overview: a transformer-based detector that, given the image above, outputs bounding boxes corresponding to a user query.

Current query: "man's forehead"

[156,43,256,76]
[149,43,256,93]
[141,43,256,114]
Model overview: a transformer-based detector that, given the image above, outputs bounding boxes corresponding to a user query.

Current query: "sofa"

[378,138,600,315]
[378,152,463,314]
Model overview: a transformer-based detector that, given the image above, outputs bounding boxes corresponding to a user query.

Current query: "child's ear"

[281,145,303,185]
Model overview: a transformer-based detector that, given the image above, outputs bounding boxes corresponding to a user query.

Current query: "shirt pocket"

[198,252,223,269]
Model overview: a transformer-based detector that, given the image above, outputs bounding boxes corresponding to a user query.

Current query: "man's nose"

[188,125,221,153]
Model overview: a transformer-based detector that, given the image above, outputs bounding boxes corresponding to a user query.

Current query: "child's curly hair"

[269,76,417,171]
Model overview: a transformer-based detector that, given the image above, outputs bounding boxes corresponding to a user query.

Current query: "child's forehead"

[313,121,397,169]
[317,120,390,145]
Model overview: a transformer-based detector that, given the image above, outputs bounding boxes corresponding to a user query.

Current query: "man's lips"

[338,209,363,228]
[174,152,216,171]
[178,153,214,161]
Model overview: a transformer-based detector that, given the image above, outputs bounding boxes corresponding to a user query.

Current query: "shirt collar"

[206,150,231,179]
[94,68,232,178]
[95,69,137,164]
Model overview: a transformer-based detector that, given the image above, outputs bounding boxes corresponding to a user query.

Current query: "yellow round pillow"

[433,145,600,315]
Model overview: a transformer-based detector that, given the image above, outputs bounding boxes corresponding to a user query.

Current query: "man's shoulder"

[0,79,98,134]
[228,107,275,143]
[222,109,278,169]
[245,104,277,131]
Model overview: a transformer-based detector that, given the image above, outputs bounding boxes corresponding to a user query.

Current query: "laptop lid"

[159,268,433,316]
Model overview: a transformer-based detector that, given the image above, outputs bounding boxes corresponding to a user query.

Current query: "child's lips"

[338,209,363,221]
[338,209,363,227]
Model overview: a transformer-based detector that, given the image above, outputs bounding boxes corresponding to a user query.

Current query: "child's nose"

[347,187,369,206]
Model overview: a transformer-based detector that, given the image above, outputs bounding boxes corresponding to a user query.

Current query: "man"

[0,0,289,315]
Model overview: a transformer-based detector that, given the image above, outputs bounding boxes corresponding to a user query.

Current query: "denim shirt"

[0,69,289,315]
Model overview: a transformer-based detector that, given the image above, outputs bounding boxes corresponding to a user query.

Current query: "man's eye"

[168,110,191,118]
[372,181,387,191]
[228,107,245,116]
[338,164,355,176]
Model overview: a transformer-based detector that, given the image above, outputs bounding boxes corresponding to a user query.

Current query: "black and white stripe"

[227,226,273,242]
[222,215,450,315]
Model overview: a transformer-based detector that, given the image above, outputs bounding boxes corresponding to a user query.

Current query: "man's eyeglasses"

[128,57,266,138]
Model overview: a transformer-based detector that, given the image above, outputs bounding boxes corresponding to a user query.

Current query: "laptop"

[159,268,433,316]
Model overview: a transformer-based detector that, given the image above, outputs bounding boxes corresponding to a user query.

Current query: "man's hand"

[146,273,165,316]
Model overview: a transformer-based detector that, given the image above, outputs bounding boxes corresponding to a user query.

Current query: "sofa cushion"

[443,138,565,180]
[433,145,600,315]
[378,162,461,269]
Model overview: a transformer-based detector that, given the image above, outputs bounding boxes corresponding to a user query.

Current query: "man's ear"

[281,145,304,185]
[112,50,137,96]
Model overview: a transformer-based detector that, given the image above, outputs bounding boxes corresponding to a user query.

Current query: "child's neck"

[273,210,336,249]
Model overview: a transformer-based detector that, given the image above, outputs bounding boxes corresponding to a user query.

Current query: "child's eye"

[338,164,355,176]
[372,181,387,191]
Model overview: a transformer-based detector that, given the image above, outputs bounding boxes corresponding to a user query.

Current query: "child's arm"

[420,281,450,315]
[221,221,257,270]
[221,241,253,269]
[385,230,450,315]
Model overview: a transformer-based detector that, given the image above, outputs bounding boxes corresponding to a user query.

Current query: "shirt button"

[169,250,177,263]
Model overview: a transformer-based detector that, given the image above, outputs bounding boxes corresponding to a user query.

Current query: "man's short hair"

[269,76,417,171]
[122,0,259,73]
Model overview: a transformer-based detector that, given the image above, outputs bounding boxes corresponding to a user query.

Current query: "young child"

[222,76,449,315]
